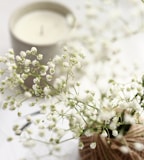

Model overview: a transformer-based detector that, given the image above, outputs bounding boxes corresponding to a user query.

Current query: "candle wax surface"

[13,10,72,45]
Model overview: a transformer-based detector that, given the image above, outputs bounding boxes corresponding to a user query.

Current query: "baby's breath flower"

[33,77,40,84]
[40,103,47,113]
[31,47,37,53]
[8,64,17,71]
[109,122,117,130]
[7,136,13,142]
[53,55,61,63]
[63,62,69,68]
[37,54,43,60]
[26,115,32,122]
[41,65,49,72]
[24,91,32,98]
[15,55,22,61]
[90,142,96,149]
[79,141,84,150]
[49,67,55,75]
[44,86,51,95]
[20,51,26,57]
[46,74,53,81]
[40,70,46,76]
[112,130,118,137]
[24,67,30,73]
[21,73,28,80]
[0,56,6,63]
[99,110,115,121]
[100,130,108,138]
[70,57,78,65]
[119,146,129,154]
[7,53,14,60]
[2,44,144,158]
[47,61,55,68]
[32,84,38,91]
[32,59,39,66]
[24,59,31,66]
[26,50,31,55]
[134,142,144,151]
[84,129,93,137]
[8,48,14,54]
[23,139,35,147]
[124,114,135,124]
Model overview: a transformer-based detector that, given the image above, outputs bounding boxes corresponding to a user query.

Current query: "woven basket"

[79,125,144,160]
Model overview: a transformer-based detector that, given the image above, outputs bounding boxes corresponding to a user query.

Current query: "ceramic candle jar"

[9,1,75,63]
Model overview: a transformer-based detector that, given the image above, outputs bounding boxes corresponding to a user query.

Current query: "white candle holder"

[9,1,75,64]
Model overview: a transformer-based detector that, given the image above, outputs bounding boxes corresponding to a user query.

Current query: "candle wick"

[40,25,44,36]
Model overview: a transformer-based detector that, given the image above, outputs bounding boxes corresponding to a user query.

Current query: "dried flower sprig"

[1,47,144,159]
[0,47,84,111]
[14,72,144,158]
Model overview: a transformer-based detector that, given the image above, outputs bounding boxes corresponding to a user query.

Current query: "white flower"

[112,130,118,137]
[76,61,82,68]
[70,57,78,65]
[44,87,51,95]
[124,114,135,124]
[134,142,144,151]
[37,54,43,60]
[47,61,55,68]
[100,130,107,137]
[40,70,46,76]
[24,67,30,73]
[31,47,37,53]
[24,91,32,98]
[99,110,115,121]
[21,73,28,80]
[84,92,94,102]
[23,140,35,147]
[20,51,26,57]
[109,122,117,130]
[24,59,31,66]
[8,64,17,71]
[119,146,129,154]
[129,100,141,110]
[84,129,93,137]
[42,65,49,72]
[0,56,7,62]
[90,142,96,149]
[53,55,61,63]
[16,55,22,61]
[79,142,84,150]
[7,53,14,60]
[32,84,38,91]
[63,62,69,68]
[33,77,40,84]
[49,68,55,75]
[32,60,39,66]
[8,48,14,54]
[46,74,52,81]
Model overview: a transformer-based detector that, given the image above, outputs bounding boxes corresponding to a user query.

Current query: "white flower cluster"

[12,72,144,155]
[0,47,84,111]
[1,47,144,157]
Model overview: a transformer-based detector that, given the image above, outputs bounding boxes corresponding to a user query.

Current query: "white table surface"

[1,0,144,160]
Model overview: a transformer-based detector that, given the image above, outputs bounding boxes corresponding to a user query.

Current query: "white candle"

[13,10,72,45]
[9,2,75,61]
